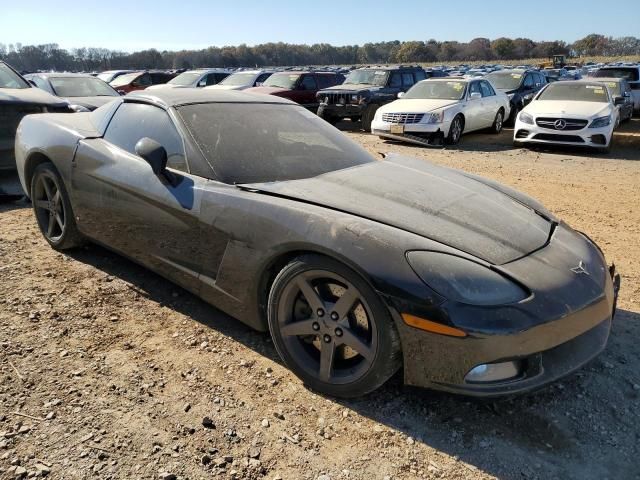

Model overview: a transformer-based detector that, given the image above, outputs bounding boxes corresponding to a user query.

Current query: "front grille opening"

[381,113,425,124]
[515,129,530,139]
[533,133,585,143]
[536,117,588,131]
[590,134,607,145]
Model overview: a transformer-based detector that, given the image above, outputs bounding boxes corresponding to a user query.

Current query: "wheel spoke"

[332,287,359,320]
[319,340,336,382]
[296,276,325,313]
[41,177,53,200]
[281,319,318,337]
[47,212,56,237]
[52,190,61,210]
[338,327,373,361]
[55,212,64,231]
[34,200,49,210]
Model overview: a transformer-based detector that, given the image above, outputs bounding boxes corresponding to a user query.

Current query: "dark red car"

[245,71,344,109]
[109,70,176,94]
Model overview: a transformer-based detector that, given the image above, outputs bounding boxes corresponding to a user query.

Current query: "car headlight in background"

[507,93,515,100]
[518,112,534,124]
[424,110,444,124]
[589,115,611,128]
[406,251,528,305]
[69,104,91,112]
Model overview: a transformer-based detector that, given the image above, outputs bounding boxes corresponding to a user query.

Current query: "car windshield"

[0,63,30,89]
[262,73,300,89]
[594,68,639,82]
[49,77,119,97]
[176,103,375,184]
[168,72,202,86]
[538,83,610,102]
[404,81,467,100]
[597,81,622,96]
[110,72,142,87]
[344,70,389,86]
[485,72,523,90]
[219,72,258,86]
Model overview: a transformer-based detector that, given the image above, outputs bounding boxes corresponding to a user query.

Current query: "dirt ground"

[1,121,639,480]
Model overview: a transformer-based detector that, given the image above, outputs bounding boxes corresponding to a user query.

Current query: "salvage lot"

[1,120,639,479]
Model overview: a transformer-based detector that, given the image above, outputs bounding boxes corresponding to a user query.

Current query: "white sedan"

[206,70,274,91]
[514,81,620,153]
[371,78,510,146]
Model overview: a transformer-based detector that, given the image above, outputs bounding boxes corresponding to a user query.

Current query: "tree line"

[1,34,639,72]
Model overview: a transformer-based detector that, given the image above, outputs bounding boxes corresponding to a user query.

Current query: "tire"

[361,104,379,132]
[317,109,339,126]
[349,116,361,123]
[267,254,402,398]
[30,163,84,251]
[491,109,504,134]
[445,115,464,145]
[507,103,521,126]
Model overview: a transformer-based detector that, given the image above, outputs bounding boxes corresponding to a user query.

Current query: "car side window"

[137,73,152,86]
[300,75,317,90]
[104,103,187,173]
[468,82,481,96]
[414,70,427,81]
[316,75,331,89]
[32,76,51,93]
[523,74,535,88]
[389,73,402,88]
[480,81,495,97]
[256,73,271,84]
[401,73,415,88]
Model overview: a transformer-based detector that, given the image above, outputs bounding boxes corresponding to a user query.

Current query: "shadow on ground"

[68,243,640,480]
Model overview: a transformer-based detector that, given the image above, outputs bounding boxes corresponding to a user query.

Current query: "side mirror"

[135,137,167,176]
[397,92,405,99]
[197,80,207,87]
[470,92,482,100]
[614,96,625,105]
[624,91,631,98]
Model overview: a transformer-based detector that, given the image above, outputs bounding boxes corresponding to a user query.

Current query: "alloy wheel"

[33,172,65,242]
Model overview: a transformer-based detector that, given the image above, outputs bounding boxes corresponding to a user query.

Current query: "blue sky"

[2,0,639,52]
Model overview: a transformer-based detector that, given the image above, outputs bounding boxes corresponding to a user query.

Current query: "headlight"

[589,115,611,128]
[69,104,90,112]
[406,251,528,305]
[518,112,534,124]
[424,110,444,124]
[507,93,515,100]
[350,94,359,103]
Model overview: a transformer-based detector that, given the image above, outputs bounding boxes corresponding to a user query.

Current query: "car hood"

[524,100,611,118]
[65,96,119,109]
[319,83,384,93]
[0,87,68,108]
[378,98,460,114]
[245,86,290,95]
[207,84,248,90]
[244,154,552,264]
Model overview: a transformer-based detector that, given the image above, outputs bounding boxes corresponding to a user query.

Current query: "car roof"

[424,77,469,83]
[270,71,336,75]
[355,65,422,71]
[27,72,95,78]
[126,88,298,108]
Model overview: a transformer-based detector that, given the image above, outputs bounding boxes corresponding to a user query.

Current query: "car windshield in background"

[176,103,375,184]
[49,77,118,97]
[344,70,389,86]
[594,68,639,82]
[168,72,201,86]
[485,72,523,90]
[97,73,115,82]
[404,81,467,100]
[110,72,141,87]
[262,74,300,89]
[599,81,622,96]
[0,63,30,89]
[219,73,257,86]
[538,83,610,102]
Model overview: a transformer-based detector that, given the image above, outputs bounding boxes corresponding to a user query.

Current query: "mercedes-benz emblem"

[554,119,567,130]
[571,260,589,275]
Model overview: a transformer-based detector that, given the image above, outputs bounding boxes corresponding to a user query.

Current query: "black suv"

[316,66,438,130]
[484,69,547,125]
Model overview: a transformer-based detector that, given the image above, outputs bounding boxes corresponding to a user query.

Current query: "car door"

[479,80,499,127]
[71,102,208,293]
[296,74,318,109]
[464,81,484,131]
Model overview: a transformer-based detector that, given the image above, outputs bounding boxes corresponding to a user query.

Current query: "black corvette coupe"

[15,89,620,398]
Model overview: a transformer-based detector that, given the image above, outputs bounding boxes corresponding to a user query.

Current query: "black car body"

[0,61,70,196]
[14,89,619,398]
[485,69,548,124]
[316,66,436,130]
[25,72,120,112]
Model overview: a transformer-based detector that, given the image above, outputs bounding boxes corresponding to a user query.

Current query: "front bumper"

[372,119,450,147]
[388,225,620,397]
[514,118,613,148]
[317,103,366,119]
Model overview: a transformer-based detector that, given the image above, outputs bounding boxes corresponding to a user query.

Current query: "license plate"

[390,124,405,134]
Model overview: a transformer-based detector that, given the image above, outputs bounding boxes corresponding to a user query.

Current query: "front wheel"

[31,163,84,251]
[361,105,379,132]
[267,254,402,398]
[445,115,464,145]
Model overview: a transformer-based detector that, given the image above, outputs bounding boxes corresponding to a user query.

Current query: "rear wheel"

[267,254,401,398]
[445,115,464,145]
[491,109,504,134]
[31,163,84,250]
